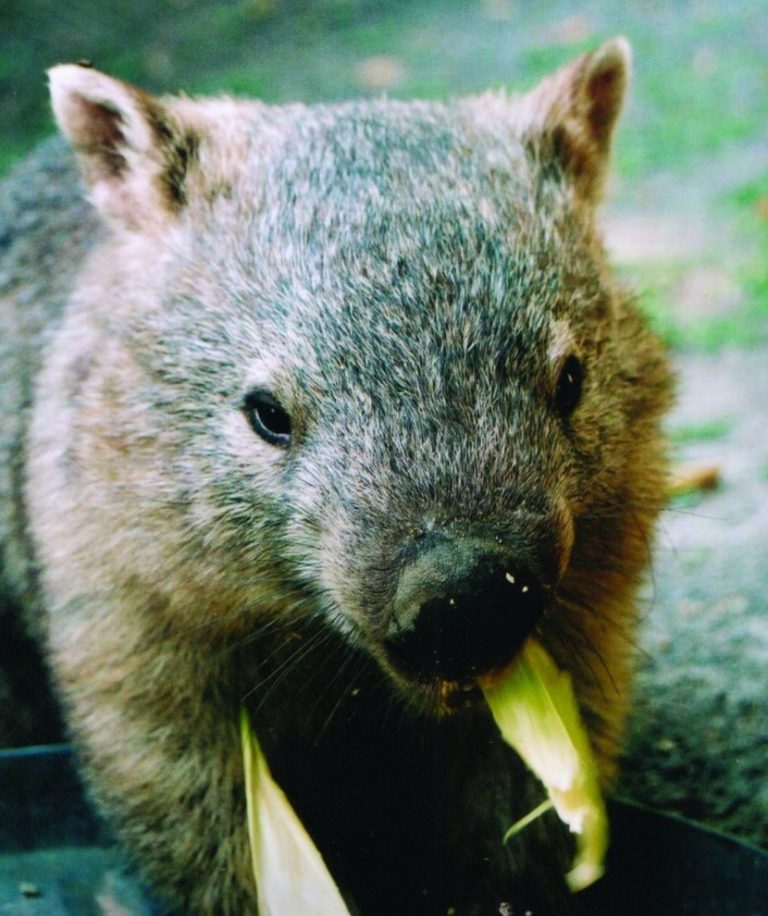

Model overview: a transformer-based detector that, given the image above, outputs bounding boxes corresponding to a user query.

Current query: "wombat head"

[46,39,671,713]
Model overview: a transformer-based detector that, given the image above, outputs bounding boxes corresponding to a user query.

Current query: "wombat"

[0,37,672,915]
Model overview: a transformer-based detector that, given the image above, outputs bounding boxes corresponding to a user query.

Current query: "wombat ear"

[515,37,631,205]
[48,64,195,230]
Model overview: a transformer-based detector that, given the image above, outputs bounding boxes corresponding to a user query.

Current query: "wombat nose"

[384,558,546,682]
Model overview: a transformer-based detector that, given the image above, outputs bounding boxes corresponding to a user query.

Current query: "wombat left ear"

[515,37,631,205]
[49,64,196,230]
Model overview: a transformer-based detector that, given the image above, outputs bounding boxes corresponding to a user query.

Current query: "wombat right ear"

[49,64,195,231]
[514,37,632,205]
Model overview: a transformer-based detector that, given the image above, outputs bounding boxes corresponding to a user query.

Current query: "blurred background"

[1,0,766,849]
[2,0,767,353]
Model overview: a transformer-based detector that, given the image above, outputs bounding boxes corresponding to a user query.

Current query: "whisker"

[660,506,728,521]
[244,625,338,711]
[312,650,369,744]
[552,588,657,688]
[546,616,608,694]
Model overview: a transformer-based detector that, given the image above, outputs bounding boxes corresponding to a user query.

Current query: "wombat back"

[0,139,100,745]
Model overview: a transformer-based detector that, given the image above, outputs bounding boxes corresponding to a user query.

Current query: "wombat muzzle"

[383,537,550,683]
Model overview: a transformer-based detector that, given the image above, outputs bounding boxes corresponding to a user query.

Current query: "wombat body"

[0,40,672,914]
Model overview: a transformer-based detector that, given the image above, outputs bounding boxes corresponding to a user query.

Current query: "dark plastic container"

[1,745,766,915]
[0,745,157,915]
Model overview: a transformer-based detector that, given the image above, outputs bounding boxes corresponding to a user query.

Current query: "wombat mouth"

[383,673,491,717]
[383,545,551,689]
[440,680,485,712]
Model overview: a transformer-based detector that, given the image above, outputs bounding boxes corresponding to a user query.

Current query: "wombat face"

[47,42,671,711]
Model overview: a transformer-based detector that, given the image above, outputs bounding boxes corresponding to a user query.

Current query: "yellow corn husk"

[479,640,609,892]
[239,708,351,916]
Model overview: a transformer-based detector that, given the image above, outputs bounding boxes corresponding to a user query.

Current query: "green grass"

[3,0,768,174]
[619,166,768,353]
[670,419,734,444]
[633,269,768,353]
[2,0,767,352]
[726,177,768,338]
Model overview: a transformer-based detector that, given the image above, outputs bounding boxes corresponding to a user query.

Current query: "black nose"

[383,556,546,682]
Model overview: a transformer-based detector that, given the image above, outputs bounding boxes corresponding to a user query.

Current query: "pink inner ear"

[68,94,128,178]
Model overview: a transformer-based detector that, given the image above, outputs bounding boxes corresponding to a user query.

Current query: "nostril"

[384,562,546,683]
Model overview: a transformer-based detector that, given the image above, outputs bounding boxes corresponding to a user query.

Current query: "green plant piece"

[480,640,609,892]
[240,708,351,915]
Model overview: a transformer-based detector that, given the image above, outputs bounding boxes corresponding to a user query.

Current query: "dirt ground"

[618,346,768,848]
[602,170,768,848]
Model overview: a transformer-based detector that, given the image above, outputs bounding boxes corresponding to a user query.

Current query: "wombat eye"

[243,390,292,447]
[555,355,584,419]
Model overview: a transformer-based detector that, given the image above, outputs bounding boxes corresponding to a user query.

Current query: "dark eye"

[555,355,584,420]
[243,390,292,446]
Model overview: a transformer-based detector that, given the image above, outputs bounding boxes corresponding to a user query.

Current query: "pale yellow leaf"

[240,708,352,915]
[480,640,609,892]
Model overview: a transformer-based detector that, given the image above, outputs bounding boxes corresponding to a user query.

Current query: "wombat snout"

[383,534,552,683]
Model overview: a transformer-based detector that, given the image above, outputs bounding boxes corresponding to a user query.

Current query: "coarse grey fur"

[0,40,672,914]
[0,138,98,744]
